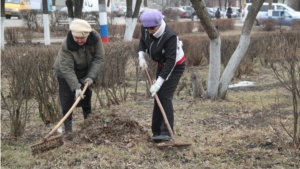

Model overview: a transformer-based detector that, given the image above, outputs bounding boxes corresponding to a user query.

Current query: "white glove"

[75,89,85,99]
[84,78,93,86]
[150,83,161,97]
[150,76,165,97]
[75,84,85,99]
[138,51,148,70]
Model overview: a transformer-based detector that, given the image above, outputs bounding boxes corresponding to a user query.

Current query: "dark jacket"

[226,7,232,17]
[138,25,184,80]
[215,9,220,18]
[53,30,105,91]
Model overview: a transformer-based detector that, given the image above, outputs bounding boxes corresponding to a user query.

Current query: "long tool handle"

[145,68,176,143]
[44,82,89,140]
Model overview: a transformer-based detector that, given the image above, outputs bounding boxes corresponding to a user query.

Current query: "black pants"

[57,77,92,121]
[152,63,185,136]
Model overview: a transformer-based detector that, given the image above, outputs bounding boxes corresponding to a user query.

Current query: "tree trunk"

[123,0,142,41]
[99,0,109,42]
[1,0,5,50]
[52,0,56,11]
[218,0,265,99]
[74,0,83,19]
[66,0,74,23]
[43,0,50,45]
[144,0,147,7]
[190,0,220,100]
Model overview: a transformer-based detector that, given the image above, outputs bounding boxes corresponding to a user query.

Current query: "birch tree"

[74,0,83,19]
[123,0,142,42]
[65,0,74,24]
[42,0,51,45]
[190,0,265,100]
[1,0,5,50]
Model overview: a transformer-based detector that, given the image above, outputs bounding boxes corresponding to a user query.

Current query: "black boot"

[64,119,72,134]
[82,107,91,120]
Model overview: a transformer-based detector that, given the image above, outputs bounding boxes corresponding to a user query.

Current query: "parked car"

[162,7,190,20]
[242,3,300,23]
[206,7,215,18]
[180,6,193,17]
[230,7,241,18]
[258,10,300,26]
[119,6,126,16]
[111,3,125,17]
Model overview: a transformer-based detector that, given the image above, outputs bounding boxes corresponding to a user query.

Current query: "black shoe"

[158,135,172,141]
[152,135,171,143]
[83,112,91,119]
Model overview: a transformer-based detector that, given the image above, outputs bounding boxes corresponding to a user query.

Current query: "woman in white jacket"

[138,9,185,142]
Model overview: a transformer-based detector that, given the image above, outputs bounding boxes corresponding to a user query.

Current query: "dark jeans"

[57,77,92,121]
[152,63,185,136]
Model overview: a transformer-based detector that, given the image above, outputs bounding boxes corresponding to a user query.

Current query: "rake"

[145,68,191,148]
[31,82,89,155]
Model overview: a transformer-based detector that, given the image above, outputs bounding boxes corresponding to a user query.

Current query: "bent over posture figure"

[53,19,105,135]
[138,9,185,142]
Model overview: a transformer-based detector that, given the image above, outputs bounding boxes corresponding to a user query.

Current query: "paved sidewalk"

[4,38,65,44]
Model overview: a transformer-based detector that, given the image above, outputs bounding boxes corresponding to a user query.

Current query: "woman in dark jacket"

[226,5,233,18]
[53,19,105,135]
[138,9,185,142]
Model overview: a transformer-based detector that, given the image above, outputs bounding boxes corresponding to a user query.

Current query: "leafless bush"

[180,36,209,67]
[168,21,194,34]
[291,19,300,31]
[1,46,36,137]
[264,31,300,148]
[29,45,61,125]
[94,41,139,107]
[198,19,234,32]
[20,28,34,43]
[4,27,22,44]
[163,9,180,22]
[20,10,43,31]
[213,18,235,31]
[132,23,142,39]
[108,25,126,39]
[260,18,276,31]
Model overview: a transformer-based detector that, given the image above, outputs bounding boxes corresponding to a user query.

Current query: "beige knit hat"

[69,19,92,37]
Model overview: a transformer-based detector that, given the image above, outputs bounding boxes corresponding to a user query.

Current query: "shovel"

[145,68,191,148]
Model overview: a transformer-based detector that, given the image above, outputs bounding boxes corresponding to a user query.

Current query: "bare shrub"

[20,28,34,43]
[163,9,179,22]
[132,23,142,39]
[20,10,43,32]
[263,31,300,147]
[108,25,126,40]
[168,22,194,34]
[29,45,61,125]
[198,19,234,32]
[213,18,235,31]
[1,46,36,137]
[180,36,209,67]
[260,18,276,31]
[191,71,205,98]
[4,27,22,44]
[291,19,300,31]
[95,41,139,107]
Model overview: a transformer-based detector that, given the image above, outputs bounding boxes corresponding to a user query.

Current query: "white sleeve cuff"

[155,76,165,86]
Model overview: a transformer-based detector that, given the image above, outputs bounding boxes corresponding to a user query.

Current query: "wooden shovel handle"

[44,82,89,140]
[145,68,176,143]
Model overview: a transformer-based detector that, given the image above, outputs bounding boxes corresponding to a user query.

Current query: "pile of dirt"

[70,112,150,148]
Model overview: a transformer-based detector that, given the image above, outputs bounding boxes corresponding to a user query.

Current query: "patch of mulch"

[69,112,150,148]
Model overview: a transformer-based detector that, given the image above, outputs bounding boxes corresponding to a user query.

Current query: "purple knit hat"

[140,9,163,27]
